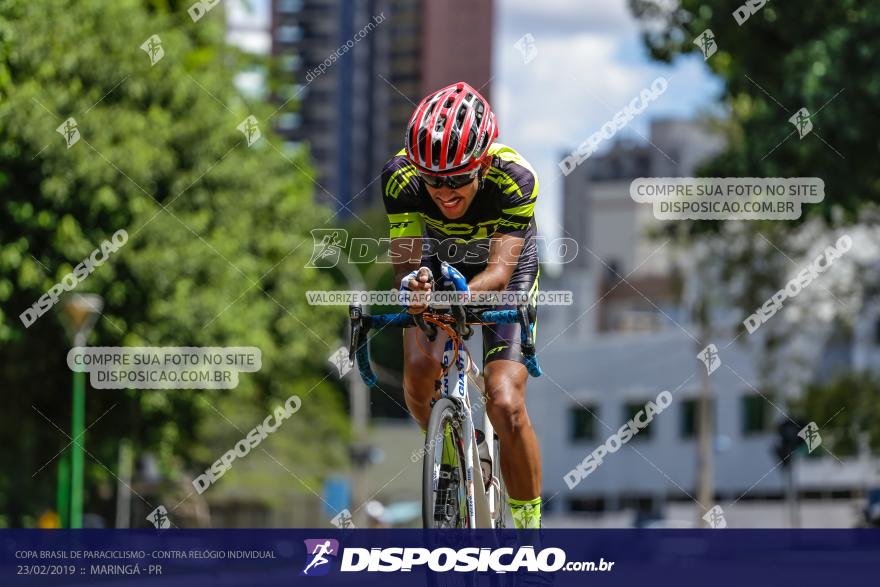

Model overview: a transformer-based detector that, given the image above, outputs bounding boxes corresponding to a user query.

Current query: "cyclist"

[381,81,542,529]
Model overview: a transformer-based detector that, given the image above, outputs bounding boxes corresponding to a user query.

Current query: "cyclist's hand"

[401,267,433,314]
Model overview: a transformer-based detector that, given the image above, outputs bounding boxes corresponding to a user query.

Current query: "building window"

[742,395,770,435]
[283,141,303,154]
[569,406,598,441]
[680,398,715,438]
[681,399,696,438]
[277,112,301,131]
[281,54,302,72]
[282,83,308,101]
[278,0,303,14]
[277,25,303,43]
[623,401,653,440]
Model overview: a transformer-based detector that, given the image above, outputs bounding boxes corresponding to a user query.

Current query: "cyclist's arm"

[467,233,523,292]
[382,155,426,289]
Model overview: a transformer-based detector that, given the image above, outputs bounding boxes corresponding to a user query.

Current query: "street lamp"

[59,293,103,529]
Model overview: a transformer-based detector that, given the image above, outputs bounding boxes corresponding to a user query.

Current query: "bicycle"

[348,264,541,529]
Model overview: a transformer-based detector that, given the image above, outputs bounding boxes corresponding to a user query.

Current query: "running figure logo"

[693,29,717,60]
[139,34,165,66]
[798,421,822,453]
[788,107,813,139]
[697,344,721,376]
[305,229,348,268]
[146,505,171,529]
[56,118,80,149]
[237,115,262,147]
[301,539,339,576]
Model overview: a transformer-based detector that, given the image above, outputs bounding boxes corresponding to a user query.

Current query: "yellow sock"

[508,496,541,529]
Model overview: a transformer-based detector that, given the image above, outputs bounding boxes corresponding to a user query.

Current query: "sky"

[494,0,723,239]
[223,0,724,239]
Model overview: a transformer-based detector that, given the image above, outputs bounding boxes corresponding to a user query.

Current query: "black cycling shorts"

[480,272,539,366]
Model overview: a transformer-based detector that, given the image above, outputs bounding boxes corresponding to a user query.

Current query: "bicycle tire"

[422,397,470,529]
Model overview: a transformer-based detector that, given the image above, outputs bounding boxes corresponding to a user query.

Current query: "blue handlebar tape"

[478,310,519,324]
[355,343,377,387]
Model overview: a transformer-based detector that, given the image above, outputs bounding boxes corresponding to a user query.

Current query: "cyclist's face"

[424,164,487,220]
[424,177,479,219]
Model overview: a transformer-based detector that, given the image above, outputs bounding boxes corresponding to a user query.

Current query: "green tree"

[630,0,878,222]
[798,372,880,457]
[0,0,347,526]
[630,1,880,333]
[628,2,880,479]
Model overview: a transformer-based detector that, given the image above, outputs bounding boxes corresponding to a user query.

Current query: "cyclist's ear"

[479,155,492,175]
[477,156,492,189]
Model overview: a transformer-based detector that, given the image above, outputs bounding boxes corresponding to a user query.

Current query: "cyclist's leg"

[482,271,542,528]
[402,326,448,428]
[483,359,541,518]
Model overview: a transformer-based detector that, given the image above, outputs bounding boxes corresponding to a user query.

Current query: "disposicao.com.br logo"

[299,540,614,574]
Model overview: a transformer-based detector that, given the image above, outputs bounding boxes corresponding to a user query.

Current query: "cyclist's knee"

[403,354,439,392]
[487,392,528,439]
[485,374,529,438]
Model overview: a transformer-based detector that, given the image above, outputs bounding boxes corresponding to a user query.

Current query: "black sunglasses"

[418,169,479,189]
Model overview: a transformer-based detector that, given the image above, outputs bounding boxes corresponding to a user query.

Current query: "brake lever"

[517,304,535,353]
[451,304,472,339]
[349,303,363,359]
[414,313,437,341]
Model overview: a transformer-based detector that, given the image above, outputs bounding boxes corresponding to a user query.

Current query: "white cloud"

[501,0,634,38]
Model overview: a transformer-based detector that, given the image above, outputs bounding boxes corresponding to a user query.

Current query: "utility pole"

[776,420,802,528]
[695,326,715,522]
[335,261,370,528]
[689,247,715,525]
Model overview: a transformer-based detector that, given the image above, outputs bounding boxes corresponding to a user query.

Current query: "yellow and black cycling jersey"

[381,143,539,287]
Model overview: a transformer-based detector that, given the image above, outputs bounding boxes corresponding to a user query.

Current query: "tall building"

[419,0,493,100]
[549,119,726,337]
[270,0,494,216]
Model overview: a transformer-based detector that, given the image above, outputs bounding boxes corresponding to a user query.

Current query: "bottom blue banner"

[2,529,878,586]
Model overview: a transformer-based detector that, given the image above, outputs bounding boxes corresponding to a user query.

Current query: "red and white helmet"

[404,81,498,175]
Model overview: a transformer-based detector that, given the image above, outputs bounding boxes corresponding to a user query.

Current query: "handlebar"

[347,305,542,387]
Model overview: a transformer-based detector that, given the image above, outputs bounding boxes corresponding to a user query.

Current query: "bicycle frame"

[438,334,498,528]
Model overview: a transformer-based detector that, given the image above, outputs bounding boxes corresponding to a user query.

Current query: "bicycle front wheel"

[422,397,470,529]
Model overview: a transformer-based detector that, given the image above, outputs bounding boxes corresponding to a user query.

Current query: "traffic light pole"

[56,454,70,528]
